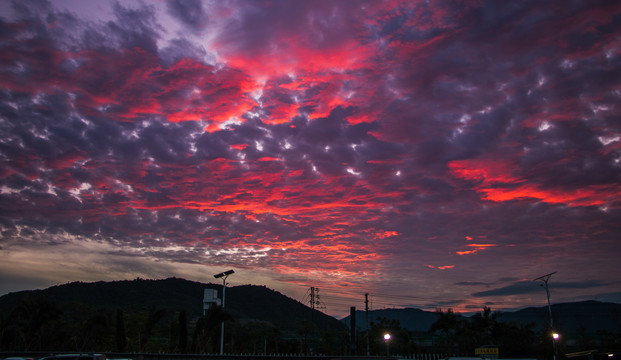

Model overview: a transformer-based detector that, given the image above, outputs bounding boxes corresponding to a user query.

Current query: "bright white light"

[552,333,560,340]
[598,135,620,146]
[220,117,242,130]
[347,168,361,176]
[591,104,609,113]
[384,333,391,341]
[250,87,264,103]
[538,121,551,131]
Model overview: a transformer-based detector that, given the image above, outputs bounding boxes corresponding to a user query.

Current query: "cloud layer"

[1,0,620,316]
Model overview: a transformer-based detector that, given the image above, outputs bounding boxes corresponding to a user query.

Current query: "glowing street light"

[383,333,391,355]
[535,271,557,360]
[552,332,560,340]
[214,269,234,355]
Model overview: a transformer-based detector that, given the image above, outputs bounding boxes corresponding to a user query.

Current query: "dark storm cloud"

[473,280,610,297]
[104,2,161,54]
[166,0,207,31]
[212,0,365,55]
[159,38,209,66]
[472,281,548,297]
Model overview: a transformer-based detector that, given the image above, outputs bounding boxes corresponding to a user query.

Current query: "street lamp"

[534,271,557,360]
[383,333,391,356]
[214,269,234,355]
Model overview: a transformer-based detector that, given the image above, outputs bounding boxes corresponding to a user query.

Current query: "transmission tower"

[308,287,324,310]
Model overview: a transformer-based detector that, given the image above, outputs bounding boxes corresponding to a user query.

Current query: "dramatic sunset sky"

[1,0,620,318]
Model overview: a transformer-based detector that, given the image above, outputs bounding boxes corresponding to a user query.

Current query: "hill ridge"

[341,300,621,335]
[0,277,343,334]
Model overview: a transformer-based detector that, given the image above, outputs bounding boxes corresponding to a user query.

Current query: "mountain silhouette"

[342,301,621,336]
[2,278,619,338]
[0,277,344,334]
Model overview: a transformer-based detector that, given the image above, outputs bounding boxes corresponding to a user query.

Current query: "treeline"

[2,296,619,357]
[356,306,620,358]
[354,307,541,357]
[0,295,347,354]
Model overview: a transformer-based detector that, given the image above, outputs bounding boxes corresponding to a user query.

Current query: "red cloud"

[373,231,399,239]
[449,158,620,207]
[5,47,261,131]
[438,265,455,270]
[457,250,477,256]
[427,264,455,270]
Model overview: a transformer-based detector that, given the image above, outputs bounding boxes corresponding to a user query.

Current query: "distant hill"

[0,277,345,334]
[342,301,621,335]
[2,278,619,338]
[497,300,621,334]
[344,308,439,332]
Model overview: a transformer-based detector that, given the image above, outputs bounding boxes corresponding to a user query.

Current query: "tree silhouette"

[116,309,127,352]
[6,296,63,350]
[139,307,167,352]
[192,305,232,353]
[471,306,499,345]
[80,310,110,350]
[295,318,314,354]
[430,308,460,355]
[494,321,536,357]
[178,310,187,352]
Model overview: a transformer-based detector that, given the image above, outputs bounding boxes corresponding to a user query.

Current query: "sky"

[1,0,620,319]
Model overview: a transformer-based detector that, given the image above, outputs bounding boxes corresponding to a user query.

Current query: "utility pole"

[350,306,356,355]
[534,271,557,360]
[365,293,370,356]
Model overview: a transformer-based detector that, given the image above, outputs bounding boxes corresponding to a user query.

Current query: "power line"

[307,288,554,316]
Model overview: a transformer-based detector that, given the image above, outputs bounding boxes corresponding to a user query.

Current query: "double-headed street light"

[214,269,234,355]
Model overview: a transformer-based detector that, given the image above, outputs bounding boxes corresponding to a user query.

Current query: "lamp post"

[534,271,557,360]
[384,333,391,356]
[214,269,234,355]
